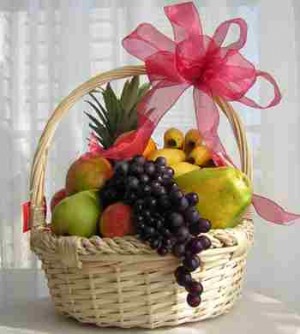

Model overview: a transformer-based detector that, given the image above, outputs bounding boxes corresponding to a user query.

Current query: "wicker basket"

[29,65,254,329]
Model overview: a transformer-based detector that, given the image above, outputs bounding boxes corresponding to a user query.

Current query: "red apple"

[100,202,134,237]
[50,188,67,212]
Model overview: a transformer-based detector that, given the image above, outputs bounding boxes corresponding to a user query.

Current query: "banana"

[148,148,186,166]
[184,129,203,154]
[164,128,184,149]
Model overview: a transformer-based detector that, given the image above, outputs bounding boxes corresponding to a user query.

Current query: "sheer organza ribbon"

[90,2,299,224]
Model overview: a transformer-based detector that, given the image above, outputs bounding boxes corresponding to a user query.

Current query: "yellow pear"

[171,162,200,178]
[148,148,186,166]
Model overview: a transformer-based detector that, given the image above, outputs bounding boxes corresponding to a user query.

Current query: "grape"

[114,161,129,176]
[165,167,174,177]
[135,215,144,224]
[144,197,157,210]
[198,218,211,233]
[169,212,184,229]
[198,235,212,250]
[175,226,190,242]
[161,174,173,186]
[153,185,166,197]
[150,180,161,192]
[172,242,186,258]
[127,176,139,190]
[156,173,163,182]
[185,192,199,206]
[100,187,119,206]
[159,195,171,209]
[189,222,202,236]
[160,228,172,238]
[144,210,151,218]
[178,197,189,211]
[132,155,146,165]
[157,246,168,256]
[144,161,156,175]
[187,293,201,307]
[163,238,173,249]
[186,237,203,254]
[186,280,203,296]
[170,190,184,204]
[168,183,180,192]
[155,165,166,174]
[134,199,144,210]
[183,255,201,272]
[185,207,200,224]
[142,185,151,196]
[154,219,163,230]
[129,163,144,175]
[124,191,137,204]
[140,174,150,184]
[150,238,162,250]
[144,226,156,237]
[155,156,167,166]
[175,266,192,286]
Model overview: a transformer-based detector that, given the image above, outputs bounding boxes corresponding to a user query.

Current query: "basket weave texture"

[29,65,254,329]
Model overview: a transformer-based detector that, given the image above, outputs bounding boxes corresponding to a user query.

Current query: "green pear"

[176,167,252,229]
[51,190,101,238]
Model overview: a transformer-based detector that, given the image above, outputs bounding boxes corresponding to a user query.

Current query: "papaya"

[176,167,252,229]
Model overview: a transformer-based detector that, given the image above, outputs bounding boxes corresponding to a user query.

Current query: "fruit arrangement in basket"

[50,77,253,307]
[26,2,299,329]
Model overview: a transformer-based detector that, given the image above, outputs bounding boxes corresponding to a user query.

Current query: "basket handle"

[29,65,252,229]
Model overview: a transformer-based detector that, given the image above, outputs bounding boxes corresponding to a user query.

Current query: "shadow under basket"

[29,65,254,329]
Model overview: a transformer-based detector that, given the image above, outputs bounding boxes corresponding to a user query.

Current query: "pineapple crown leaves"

[84,76,150,149]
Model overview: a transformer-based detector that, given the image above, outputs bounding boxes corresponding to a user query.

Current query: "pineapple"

[85,76,150,149]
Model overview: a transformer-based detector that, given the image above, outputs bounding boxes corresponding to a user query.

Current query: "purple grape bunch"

[100,154,212,307]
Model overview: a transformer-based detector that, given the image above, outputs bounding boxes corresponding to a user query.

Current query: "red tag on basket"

[22,201,31,232]
[22,199,47,232]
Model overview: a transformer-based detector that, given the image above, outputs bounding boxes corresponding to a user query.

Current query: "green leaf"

[89,123,113,149]
[121,76,140,113]
[85,112,113,148]
[85,100,107,126]
[120,79,131,109]
[102,83,123,133]
[137,82,151,100]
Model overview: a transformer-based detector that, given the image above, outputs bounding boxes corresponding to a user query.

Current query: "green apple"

[51,190,101,238]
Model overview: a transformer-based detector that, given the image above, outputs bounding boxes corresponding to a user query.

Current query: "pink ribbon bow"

[91,2,299,224]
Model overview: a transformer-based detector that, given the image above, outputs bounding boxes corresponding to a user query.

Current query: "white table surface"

[0,270,299,334]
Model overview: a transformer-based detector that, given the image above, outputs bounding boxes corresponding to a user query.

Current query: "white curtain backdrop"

[0,0,299,310]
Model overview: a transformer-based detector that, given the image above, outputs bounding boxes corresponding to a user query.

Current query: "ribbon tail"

[138,81,189,126]
[193,88,236,166]
[252,194,300,225]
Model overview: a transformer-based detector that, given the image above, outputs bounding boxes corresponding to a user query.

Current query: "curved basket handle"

[29,65,252,229]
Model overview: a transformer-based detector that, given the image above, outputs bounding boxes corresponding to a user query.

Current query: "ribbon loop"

[212,18,248,51]
[238,70,282,109]
[165,2,203,42]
